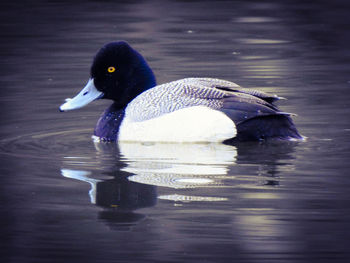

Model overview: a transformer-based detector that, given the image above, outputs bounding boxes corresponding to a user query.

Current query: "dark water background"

[1,0,350,262]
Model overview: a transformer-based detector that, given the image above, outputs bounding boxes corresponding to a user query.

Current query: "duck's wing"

[126,78,292,124]
[188,78,284,103]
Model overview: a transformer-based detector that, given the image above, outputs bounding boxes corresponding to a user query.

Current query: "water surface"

[1,0,350,262]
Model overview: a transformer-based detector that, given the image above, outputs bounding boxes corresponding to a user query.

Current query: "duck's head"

[59,41,156,111]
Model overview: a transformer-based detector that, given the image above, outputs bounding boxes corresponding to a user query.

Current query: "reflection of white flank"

[128,173,216,189]
[119,142,237,189]
[61,169,101,204]
[175,178,213,184]
[158,194,228,202]
[119,142,236,165]
[124,164,226,175]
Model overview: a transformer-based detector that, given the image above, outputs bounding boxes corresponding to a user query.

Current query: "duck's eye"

[107,66,116,73]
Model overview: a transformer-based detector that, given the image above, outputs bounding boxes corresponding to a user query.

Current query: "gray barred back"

[125,77,281,122]
[125,78,235,122]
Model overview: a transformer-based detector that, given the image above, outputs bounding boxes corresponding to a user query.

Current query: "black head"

[59,41,156,112]
[91,41,156,107]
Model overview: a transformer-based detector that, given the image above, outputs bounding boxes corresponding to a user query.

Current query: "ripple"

[0,128,93,159]
[237,38,289,45]
[158,194,228,202]
[235,17,278,23]
[128,173,220,189]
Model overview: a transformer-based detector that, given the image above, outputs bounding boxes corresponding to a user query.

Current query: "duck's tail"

[228,115,304,142]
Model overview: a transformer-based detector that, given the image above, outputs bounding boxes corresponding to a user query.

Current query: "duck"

[59,41,302,143]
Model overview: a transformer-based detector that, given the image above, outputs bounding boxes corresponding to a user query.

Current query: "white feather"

[118,106,236,142]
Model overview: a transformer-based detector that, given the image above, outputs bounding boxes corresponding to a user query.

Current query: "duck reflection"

[61,140,298,232]
[61,141,298,205]
[61,141,238,227]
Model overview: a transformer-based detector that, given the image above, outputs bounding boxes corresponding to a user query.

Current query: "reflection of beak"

[61,169,102,204]
[59,78,103,112]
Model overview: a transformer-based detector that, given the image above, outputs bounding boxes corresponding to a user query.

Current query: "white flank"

[118,106,236,143]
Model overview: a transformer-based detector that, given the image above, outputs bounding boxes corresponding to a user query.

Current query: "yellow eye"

[107,66,116,73]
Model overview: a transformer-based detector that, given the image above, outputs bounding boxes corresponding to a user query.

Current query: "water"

[1,0,350,262]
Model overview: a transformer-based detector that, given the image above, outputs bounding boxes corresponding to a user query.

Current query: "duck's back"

[116,78,302,142]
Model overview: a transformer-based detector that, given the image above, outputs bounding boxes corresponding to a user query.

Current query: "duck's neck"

[93,103,125,141]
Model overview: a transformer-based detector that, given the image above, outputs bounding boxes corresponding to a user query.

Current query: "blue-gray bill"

[59,78,103,112]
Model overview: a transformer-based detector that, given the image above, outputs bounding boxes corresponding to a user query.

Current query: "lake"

[1,0,350,262]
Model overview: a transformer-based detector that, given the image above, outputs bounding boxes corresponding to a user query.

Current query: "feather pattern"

[125,77,288,123]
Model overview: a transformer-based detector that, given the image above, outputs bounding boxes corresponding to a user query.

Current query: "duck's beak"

[59,78,103,112]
